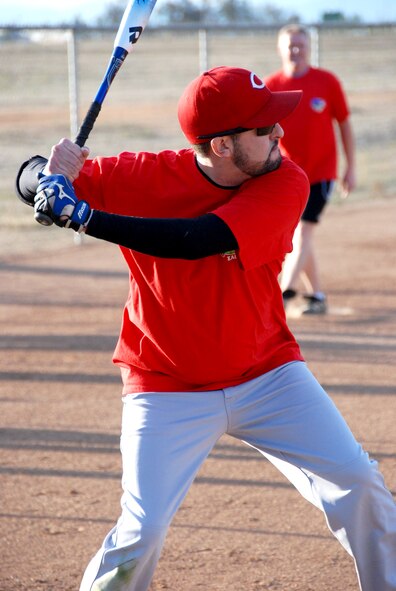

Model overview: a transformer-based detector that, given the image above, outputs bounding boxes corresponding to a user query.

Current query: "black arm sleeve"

[15,155,48,206]
[86,210,238,259]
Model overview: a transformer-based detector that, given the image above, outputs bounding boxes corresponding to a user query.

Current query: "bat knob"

[34,211,54,226]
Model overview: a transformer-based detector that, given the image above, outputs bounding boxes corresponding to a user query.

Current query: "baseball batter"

[16,66,396,590]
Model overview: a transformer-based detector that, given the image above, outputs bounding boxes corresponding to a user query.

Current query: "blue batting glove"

[34,172,91,231]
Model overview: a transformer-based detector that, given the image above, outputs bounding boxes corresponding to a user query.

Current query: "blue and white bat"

[74,0,157,147]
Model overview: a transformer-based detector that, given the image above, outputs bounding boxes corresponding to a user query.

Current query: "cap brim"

[245,90,302,128]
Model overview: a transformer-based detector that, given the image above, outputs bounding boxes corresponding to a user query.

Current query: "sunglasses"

[197,124,277,140]
[256,124,276,136]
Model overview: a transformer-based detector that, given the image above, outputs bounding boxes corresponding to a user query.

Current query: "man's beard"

[232,138,282,177]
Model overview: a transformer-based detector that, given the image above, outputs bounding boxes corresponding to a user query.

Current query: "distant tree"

[96,1,125,27]
[70,16,89,28]
[157,0,206,23]
[260,3,300,24]
[260,4,286,23]
[321,11,362,23]
[217,0,255,23]
[95,0,301,27]
[322,11,346,22]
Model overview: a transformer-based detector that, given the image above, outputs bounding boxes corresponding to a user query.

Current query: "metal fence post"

[67,28,79,139]
[309,26,320,67]
[198,28,209,72]
[66,28,85,244]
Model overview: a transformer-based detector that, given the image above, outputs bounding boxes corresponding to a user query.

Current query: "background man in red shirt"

[266,24,356,314]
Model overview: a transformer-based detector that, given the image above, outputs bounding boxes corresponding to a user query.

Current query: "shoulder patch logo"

[310,97,327,113]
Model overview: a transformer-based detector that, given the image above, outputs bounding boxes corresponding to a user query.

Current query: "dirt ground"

[1,195,395,591]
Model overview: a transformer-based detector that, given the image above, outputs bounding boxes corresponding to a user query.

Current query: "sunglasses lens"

[257,124,276,136]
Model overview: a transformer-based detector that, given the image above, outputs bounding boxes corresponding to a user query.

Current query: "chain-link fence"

[1,24,396,202]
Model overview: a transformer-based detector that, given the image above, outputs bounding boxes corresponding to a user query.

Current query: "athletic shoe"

[301,295,327,315]
[282,288,297,309]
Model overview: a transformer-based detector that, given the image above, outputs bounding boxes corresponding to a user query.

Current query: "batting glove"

[34,172,91,232]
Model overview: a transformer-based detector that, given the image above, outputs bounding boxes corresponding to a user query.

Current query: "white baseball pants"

[80,361,396,591]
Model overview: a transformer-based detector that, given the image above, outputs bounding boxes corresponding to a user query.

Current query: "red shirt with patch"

[266,67,350,184]
[74,149,309,393]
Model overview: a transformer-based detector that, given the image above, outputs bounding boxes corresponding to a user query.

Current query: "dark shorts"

[301,180,334,224]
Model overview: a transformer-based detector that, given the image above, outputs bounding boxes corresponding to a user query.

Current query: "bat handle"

[34,211,54,226]
[74,101,102,147]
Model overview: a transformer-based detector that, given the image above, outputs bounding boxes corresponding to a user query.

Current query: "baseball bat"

[34,0,157,226]
[74,0,157,147]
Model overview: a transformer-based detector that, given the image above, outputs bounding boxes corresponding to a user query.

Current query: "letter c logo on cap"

[250,72,265,89]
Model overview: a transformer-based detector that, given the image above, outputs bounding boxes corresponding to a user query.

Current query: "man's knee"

[317,452,388,508]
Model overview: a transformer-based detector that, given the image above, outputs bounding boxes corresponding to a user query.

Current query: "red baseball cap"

[178,66,302,144]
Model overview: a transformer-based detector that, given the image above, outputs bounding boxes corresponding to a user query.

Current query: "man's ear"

[210,136,234,159]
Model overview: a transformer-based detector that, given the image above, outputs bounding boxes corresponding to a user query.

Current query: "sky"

[2,0,396,26]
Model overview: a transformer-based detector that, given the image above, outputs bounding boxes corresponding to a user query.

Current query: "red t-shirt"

[266,67,350,184]
[74,149,309,393]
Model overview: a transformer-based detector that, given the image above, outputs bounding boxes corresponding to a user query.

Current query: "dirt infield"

[1,196,395,591]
